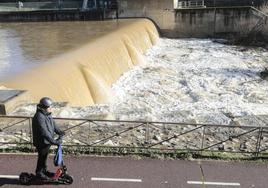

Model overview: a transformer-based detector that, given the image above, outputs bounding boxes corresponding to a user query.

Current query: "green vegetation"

[1,144,268,162]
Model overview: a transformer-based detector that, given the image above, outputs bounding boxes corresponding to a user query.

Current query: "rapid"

[11,38,268,125]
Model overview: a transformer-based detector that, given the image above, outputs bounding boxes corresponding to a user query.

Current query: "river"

[1,21,268,124]
[0,20,129,80]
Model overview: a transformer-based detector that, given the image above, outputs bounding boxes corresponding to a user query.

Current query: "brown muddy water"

[0,20,132,80]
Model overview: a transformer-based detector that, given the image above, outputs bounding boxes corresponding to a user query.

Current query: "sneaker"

[36,172,49,180]
[44,170,55,178]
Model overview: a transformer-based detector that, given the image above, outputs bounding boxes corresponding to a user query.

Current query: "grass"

[1,144,268,162]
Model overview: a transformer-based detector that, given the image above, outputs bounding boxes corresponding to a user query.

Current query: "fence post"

[145,122,150,145]
[200,126,206,155]
[29,117,33,151]
[255,127,263,157]
[88,121,91,144]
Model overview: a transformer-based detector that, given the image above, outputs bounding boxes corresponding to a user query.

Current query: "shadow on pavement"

[0,178,61,186]
[0,178,20,186]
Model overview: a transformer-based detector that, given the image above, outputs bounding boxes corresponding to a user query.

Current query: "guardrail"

[0,1,81,12]
[202,0,259,7]
[175,0,264,9]
[0,0,118,12]
[176,1,206,9]
[0,115,267,158]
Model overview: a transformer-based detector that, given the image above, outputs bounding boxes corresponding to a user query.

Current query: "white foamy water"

[10,38,268,125]
[111,38,268,124]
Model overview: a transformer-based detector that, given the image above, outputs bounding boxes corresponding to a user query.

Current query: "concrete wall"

[118,0,263,38]
[118,0,176,35]
[250,6,268,41]
[259,5,268,39]
[263,23,268,39]
[173,7,255,38]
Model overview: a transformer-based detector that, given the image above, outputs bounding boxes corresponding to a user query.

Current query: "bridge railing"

[0,1,82,12]
[204,0,261,7]
[176,0,206,9]
[175,0,263,9]
[0,115,267,158]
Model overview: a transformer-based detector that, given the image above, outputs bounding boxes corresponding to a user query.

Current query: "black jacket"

[32,105,64,148]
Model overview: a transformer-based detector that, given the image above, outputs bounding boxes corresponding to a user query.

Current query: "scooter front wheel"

[60,174,73,185]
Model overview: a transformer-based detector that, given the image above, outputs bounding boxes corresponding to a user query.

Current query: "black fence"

[0,115,267,159]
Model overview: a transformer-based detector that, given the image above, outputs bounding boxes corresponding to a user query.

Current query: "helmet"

[39,97,53,108]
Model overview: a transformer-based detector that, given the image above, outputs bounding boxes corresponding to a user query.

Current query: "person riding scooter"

[32,97,65,180]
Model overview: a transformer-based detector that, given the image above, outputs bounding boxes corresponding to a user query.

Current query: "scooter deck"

[19,172,72,185]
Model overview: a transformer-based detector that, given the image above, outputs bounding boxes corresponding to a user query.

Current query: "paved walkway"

[0,154,267,187]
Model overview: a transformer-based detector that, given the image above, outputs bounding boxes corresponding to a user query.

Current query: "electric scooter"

[19,163,73,185]
[19,140,73,185]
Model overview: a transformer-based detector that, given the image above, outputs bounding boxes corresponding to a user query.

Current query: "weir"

[1,19,159,109]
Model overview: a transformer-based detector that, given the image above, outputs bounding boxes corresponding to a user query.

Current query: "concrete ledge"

[0,90,30,115]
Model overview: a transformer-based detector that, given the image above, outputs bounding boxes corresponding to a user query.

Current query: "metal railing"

[0,1,82,12]
[204,0,263,7]
[175,0,265,9]
[0,115,267,158]
[176,1,206,9]
[0,0,118,12]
